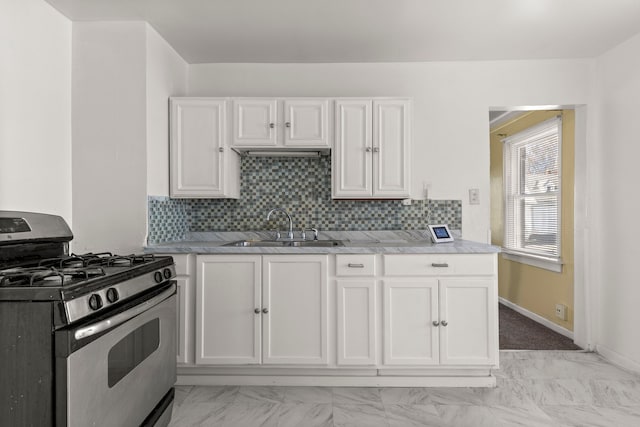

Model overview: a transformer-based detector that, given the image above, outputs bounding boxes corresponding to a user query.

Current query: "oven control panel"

[65,265,176,323]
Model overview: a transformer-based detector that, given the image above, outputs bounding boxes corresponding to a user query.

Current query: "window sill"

[501,249,563,273]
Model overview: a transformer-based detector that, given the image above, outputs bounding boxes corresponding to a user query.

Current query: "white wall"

[146,26,188,197]
[591,32,640,370]
[188,60,592,242]
[72,22,148,253]
[0,0,72,223]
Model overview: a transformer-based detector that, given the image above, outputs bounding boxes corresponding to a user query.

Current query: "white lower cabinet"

[336,279,377,365]
[383,278,496,366]
[382,254,498,367]
[175,251,498,386]
[196,254,328,365]
[196,255,261,365]
[439,278,497,365]
[383,280,439,365]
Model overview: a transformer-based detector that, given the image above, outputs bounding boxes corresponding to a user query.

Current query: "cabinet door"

[439,279,497,366]
[373,99,410,197]
[383,280,439,365]
[170,98,229,197]
[262,255,328,365]
[176,277,193,364]
[233,99,278,147]
[283,99,329,147]
[333,100,372,198]
[196,255,262,365]
[336,280,377,365]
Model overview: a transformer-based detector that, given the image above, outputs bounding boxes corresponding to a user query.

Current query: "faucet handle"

[270,229,281,240]
[302,228,319,241]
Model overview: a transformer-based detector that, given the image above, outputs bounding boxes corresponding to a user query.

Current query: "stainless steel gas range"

[0,211,177,427]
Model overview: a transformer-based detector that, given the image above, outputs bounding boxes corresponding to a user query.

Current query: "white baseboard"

[499,297,574,340]
[176,375,496,388]
[596,345,640,375]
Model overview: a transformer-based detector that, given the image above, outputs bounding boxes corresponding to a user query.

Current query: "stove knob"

[106,288,119,303]
[88,294,103,311]
[163,268,172,279]
[154,271,163,283]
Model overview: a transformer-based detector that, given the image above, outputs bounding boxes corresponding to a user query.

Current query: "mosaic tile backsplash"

[148,156,461,244]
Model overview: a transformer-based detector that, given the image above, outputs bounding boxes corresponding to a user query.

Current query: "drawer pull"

[347,263,365,268]
[431,263,449,268]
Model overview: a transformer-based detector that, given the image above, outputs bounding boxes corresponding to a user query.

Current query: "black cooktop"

[0,253,173,301]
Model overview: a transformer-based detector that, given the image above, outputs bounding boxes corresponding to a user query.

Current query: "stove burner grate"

[0,266,106,287]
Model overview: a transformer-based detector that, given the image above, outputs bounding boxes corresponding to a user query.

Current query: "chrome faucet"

[266,208,294,240]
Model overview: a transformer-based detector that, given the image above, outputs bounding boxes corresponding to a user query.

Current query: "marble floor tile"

[379,387,432,405]
[472,379,535,406]
[590,379,640,406]
[488,403,556,427]
[168,350,640,427]
[218,402,280,427]
[276,403,333,427]
[174,385,194,409]
[517,378,597,406]
[593,405,640,426]
[168,401,230,427]
[540,405,612,427]
[235,386,286,404]
[182,385,240,405]
[332,387,383,406]
[384,404,445,427]
[281,386,333,403]
[425,387,485,406]
[435,404,497,427]
[333,403,389,427]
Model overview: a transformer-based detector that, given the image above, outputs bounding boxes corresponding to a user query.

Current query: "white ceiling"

[46,0,640,64]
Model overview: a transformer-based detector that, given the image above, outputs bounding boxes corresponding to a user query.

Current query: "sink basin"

[224,239,343,247]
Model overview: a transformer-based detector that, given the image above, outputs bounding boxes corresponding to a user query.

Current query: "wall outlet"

[555,303,567,321]
[402,198,412,206]
[469,188,480,205]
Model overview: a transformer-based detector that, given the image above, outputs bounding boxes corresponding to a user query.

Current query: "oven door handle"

[74,283,176,340]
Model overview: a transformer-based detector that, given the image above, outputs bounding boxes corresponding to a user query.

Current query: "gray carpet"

[499,303,582,350]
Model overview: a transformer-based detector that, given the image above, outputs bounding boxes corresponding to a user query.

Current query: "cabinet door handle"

[254,308,260,314]
[269,123,275,129]
[218,147,224,153]
[365,147,372,152]
[285,122,291,128]
[432,320,440,326]
[441,320,448,327]
[262,308,269,314]
[373,147,379,153]
[431,263,449,268]
[347,263,365,268]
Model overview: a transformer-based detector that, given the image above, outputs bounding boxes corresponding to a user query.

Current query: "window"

[503,116,562,270]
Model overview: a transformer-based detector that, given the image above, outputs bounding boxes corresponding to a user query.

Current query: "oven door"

[56,282,176,427]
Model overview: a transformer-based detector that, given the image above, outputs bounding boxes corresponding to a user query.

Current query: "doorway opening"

[489,107,584,351]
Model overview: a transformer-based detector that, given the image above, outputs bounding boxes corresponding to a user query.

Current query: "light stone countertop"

[144,230,500,255]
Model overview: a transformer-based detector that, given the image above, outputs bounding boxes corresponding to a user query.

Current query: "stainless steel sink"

[224,239,343,247]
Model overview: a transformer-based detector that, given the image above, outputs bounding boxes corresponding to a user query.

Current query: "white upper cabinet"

[170,98,240,198]
[233,99,279,147]
[233,98,330,150]
[333,99,411,199]
[283,99,329,147]
[333,100,373,197]
[373,100,411,197]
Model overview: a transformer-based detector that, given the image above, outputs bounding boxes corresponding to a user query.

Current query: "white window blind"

[503,116,561,260]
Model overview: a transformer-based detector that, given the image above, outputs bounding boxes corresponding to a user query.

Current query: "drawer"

[336,255,376,276]
[383,254,495,276]
[158,253,193,276]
